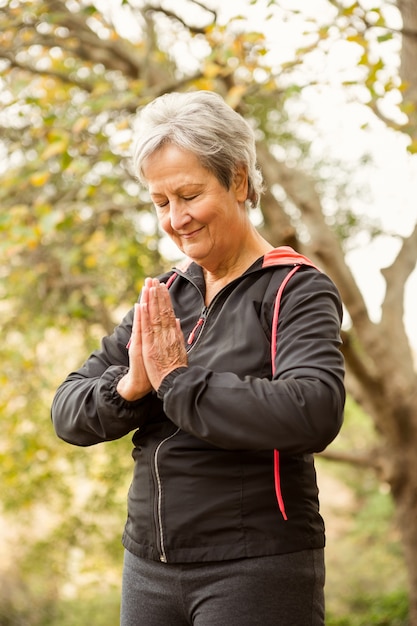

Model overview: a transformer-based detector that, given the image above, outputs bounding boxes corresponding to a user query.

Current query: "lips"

[180,227,204,239]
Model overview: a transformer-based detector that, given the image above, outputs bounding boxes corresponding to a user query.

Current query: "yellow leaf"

[116,119,129,130]
[41,139,68,160]
[225,85,247,109]
[407,140,417,154]
[204,62,221,78]
[29,172,51,187]
[85,254,98,269]
[72,117,90,134]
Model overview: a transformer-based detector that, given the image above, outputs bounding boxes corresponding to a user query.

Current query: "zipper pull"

[187,307,208,345]
[187,318,204,345]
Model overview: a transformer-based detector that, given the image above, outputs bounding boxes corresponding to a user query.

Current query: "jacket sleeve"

[157,270,345,454]
[51,307,164,446]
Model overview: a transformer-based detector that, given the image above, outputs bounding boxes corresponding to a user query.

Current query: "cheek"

[157,212,172,234]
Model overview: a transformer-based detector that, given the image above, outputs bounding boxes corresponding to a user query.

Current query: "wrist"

[156,366,189,400]
[116,373,150,402]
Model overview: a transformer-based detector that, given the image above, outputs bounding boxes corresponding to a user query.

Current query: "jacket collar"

[262,246,318,269]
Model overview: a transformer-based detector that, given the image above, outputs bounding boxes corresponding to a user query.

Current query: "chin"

[182,245,206,261]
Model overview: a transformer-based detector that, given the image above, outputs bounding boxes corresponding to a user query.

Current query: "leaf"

[41,139,69,160]
[72,117,90,134]
[377,33,393,43]
[225,85,247,109]
[29,171,51,187]
[406,140,417,154]
[203,61,221,78]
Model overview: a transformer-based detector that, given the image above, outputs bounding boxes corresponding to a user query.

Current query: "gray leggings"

[120,548,325,625]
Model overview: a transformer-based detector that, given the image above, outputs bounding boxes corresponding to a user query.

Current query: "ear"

[233,165,249,202]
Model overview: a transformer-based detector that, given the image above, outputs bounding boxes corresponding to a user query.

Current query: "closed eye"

[155,200,169,208]
[152,193,199,208]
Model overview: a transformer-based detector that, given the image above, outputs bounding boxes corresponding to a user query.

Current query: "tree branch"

[256,143,376,339]
[189,0,217,21]
[0,53,94,92]
[365,98,408,134]
[375,224,417,378]
[44,0,145,77]
[318,447,382,471]
[381,222,417,323]
[142,3,211,35]
[341,329,382,392]
[257,186,299,249]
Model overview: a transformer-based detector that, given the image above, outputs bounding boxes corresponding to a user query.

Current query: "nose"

[169,199,192,231]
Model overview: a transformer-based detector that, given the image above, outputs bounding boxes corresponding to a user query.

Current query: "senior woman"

[52,90,345,625]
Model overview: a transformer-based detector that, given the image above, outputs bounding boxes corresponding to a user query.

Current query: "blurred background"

[1,1,416,624]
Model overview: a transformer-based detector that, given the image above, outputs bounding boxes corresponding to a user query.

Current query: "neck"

[202,229,273,304]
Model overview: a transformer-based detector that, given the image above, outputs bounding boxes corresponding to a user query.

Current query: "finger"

[139,279,159,332]
[139,301,154,341]
[128,303,142,350]
[157,283,176,328]
[126,303,138,349]
[141,279,152,307]
[147,284,162,330]
[133,303,142,343]
[160,282,174,310]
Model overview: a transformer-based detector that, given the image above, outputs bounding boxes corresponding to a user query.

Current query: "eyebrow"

[149,183,204,198]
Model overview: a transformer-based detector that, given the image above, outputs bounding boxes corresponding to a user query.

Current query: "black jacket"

[52,247,345,564]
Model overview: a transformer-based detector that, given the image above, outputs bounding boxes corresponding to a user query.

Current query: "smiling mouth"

[180,227,204,239]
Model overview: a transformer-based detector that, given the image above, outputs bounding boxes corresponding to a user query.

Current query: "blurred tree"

[0,0,416,621]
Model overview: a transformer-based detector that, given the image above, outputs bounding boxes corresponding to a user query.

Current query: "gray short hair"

[132,91,264,208]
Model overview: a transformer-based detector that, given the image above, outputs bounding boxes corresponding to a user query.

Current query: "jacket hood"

[262,246,318,270]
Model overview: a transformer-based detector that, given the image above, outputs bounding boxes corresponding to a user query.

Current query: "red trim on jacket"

[266,247,318,520]
[171,247,320,522]
[262,246,318,270]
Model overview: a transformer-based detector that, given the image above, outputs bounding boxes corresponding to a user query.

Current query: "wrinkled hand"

[117,300,153,402]
[140,277,188,390]
[117,278,187,401]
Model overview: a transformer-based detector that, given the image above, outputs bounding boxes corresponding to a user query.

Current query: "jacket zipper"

[152,275,208,562]
[154,428,180,563]
[153,301,215,561]
[152,260,305,558]
[186,287,231,350]
[153,279,239,560]
[187,306,209,346]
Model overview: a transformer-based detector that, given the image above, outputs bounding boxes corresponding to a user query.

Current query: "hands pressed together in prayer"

[117,278,188,402]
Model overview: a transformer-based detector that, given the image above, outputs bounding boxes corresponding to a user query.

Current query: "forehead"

[143,144,213,192]
[143,144,201,176]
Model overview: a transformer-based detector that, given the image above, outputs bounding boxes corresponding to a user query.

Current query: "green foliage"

[53,593,121,626]
[0,1,414,623]
[0,574,121,626]
[327,589,409,626]
[320,398,408,621]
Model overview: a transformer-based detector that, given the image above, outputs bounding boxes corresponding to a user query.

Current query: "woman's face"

[142,143,249,273]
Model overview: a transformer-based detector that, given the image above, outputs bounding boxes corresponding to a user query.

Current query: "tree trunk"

[257,107,417,625]
[391,441,417,624]
[397,0,417,139]
[389,2,417,620]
